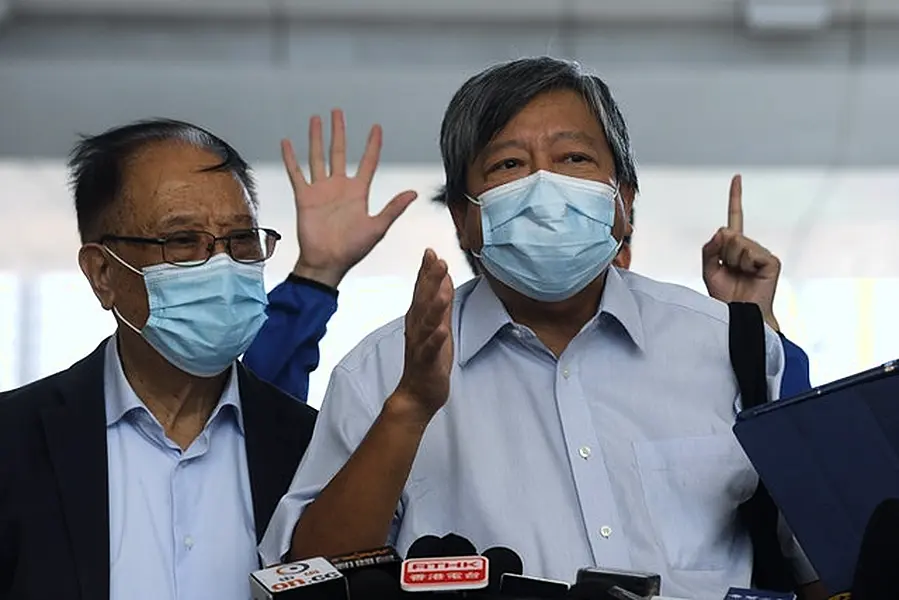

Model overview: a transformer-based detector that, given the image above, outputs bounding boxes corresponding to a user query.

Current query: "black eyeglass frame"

[98,227,282,267]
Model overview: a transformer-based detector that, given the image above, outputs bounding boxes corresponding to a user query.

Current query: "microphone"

[481,546,523,593]
[500,572,570,597]
[575,567,661,598]
[328,546,402,579]
[851,498,899,600]
[250,556,347,599]
[442,533,479,557]
[400,533,490,594]
[407,535,446,559]
[328,546,403,598]
[345,568,402,599]
[568,580,643,600]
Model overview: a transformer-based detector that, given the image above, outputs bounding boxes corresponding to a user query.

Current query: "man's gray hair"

[435,56,638,208]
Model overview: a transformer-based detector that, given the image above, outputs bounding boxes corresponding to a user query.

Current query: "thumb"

[374,190,418,235]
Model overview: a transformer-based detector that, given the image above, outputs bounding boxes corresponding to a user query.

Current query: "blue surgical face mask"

[106,250,269,377]
[468,170,622,302]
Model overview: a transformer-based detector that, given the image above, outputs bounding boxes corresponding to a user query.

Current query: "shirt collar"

[456,277,514,367]
[103,335,244,434]
[598,266,646,351]
[456,267,646,366]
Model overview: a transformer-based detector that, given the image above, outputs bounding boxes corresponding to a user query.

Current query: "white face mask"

[468,170,622,302]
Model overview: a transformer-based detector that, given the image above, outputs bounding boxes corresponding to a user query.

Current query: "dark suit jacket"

[0,339,317,600]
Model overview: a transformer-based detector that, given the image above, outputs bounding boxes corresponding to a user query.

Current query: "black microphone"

[575,567,661,598]
[442,533,479,557]
[327,546,403,599]
[481,546,524,593]
[328,545,402,580]
[345,568,402,599]
[485,543,565,598]
[499,573,570,597]
[568,580,643,600]
[851,498,899,600]
[407,535,446,559]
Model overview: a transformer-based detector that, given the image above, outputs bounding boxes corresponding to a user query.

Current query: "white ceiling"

[9,0,899,23]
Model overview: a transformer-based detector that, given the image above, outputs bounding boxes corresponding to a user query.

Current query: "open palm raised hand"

[284,109,418,288]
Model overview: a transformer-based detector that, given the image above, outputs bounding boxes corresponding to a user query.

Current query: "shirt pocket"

[633,434,758,572]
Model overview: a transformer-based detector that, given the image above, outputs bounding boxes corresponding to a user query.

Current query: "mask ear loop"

[102,245,145,335]
[464,193,485,260]
[609,184,627,257]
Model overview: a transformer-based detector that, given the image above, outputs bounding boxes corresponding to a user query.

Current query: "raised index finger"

[728,174,744,233]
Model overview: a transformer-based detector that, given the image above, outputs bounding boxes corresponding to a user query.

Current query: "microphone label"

[251,557,344,593]
[329,546,401,571]
[400,555,489,592]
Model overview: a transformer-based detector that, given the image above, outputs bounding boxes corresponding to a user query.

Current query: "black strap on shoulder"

[729,302,797,592]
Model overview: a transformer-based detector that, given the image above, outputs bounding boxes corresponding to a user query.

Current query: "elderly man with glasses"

[0,117,410,600]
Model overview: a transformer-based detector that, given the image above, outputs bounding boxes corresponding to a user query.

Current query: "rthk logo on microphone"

[400,555,489,592]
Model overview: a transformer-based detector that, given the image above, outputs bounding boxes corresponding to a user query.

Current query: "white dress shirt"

[261,268,815,599]
[104,337,258,600]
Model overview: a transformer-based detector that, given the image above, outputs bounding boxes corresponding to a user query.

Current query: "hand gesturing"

[702,174,782,330]
[283,109,418,288]
[394,249,455,425]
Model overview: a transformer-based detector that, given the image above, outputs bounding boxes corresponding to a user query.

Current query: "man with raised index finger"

[260,57,824,600]
[434,172,813,399]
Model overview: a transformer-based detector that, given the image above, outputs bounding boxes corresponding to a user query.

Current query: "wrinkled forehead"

[117,141,254,232]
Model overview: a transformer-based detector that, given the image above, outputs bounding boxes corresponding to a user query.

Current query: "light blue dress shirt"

[261,268,814,599]
[104,337,259,600]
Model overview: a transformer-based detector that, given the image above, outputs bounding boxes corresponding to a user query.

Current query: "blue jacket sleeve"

[243,275,338,402]
[778,332,812,399]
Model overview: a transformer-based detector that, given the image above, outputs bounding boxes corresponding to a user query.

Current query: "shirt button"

[562,368,571,379]
[578,446,591,459]
[184,536,194,549]
[600,526,613,539]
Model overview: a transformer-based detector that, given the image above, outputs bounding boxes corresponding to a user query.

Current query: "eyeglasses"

[99,228,281,266]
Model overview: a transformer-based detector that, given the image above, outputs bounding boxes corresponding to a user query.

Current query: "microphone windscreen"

[406,535,445,559]
[482,546,523,591]
[441,533,478,557]
[851,498,899,600]
[346,568,400,599]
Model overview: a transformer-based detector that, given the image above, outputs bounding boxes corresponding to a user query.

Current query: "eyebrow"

[482,130,599,157]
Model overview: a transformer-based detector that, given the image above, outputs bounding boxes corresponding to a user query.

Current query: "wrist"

[383,389,435,433]
[292,260,345,289]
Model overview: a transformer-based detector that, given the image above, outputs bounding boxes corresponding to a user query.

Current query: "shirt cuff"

[286,274,339,298]
[258,494,307,567]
